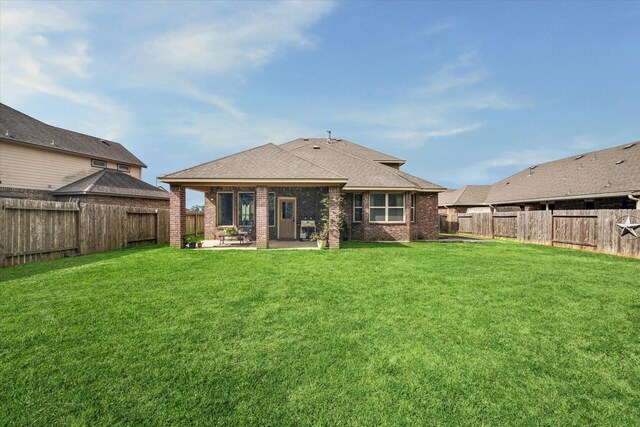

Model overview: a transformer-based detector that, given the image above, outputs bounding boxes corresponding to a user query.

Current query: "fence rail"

[0,198,204,267]
[440,209,639,258]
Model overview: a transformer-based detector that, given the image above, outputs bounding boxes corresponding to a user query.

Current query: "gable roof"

[160,138,442,191]
[280,138,405,164]
[53,169,169,199]
[160,143,346,182]
[0,103,146,167]
[485,142,640,204]
[283,140,441,190]
[438,185,491,207]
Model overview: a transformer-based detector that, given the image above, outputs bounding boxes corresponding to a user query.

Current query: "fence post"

[0,203,5,268]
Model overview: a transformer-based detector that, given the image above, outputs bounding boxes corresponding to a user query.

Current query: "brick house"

[438,185,492,214]
[159,136,444,249]
[440,142,640,212]
[0,103,168,208]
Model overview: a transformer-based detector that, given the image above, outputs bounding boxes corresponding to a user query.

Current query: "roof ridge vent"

[615,160,625,165]
[312,144,320,149]
[575,154,584,160]
[624,143,635,149]
[100,139,111,146]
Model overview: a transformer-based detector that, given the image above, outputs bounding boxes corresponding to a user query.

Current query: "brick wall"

[411,192,439,240]
[54,195,168,209]
[203,186,327,241]
[345,191,439,242]
[256,186,269,249]
[169,184,185,248]
[328,186,341,249]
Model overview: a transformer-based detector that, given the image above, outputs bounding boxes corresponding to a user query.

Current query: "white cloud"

[0,2,128,140]
[421,52,488,94]
[143,1,334,76]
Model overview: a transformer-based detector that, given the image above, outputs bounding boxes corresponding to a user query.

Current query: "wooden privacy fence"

[440,209,640,258]
[186,212,204,237]
[0,198,170,267]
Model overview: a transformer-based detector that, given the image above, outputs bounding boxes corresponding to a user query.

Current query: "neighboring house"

[439,142,640,212]
[0,103,168,208]
[485,142,640,211]
[438,185,492,214]
[159,136,444,249]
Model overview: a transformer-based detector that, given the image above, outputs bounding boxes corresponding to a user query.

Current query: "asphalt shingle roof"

[485,142,640,204]
[438,185,492,207]
[280,138,405,163]
[160,138,442,191]
[0,103,146,167]
[53,169,169,199]
[284,140,441,190]
[161,143,346,180]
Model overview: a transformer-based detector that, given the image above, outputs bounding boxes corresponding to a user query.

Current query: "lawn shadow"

[342,241,414,249]
[0,244,167,282]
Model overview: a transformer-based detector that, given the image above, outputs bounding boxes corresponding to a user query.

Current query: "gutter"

[486,191,640,206]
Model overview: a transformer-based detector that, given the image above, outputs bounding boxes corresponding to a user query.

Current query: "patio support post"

[169,184,186,248]
[328,186,341,249]
[256,186,269,249]
[204,188,217,240]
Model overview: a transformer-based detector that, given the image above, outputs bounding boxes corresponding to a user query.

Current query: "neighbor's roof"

[280,138,405,164]
[160,138,442,191]
[485,142,640,204]
[160,143,346,182]
[0,103,146,167]
[438,185,492,207]
[53,169,169,199]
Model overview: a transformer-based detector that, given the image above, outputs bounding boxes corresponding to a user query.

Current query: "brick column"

[169,184,186,248]
[204,188,217,240]
[406,191,413,241]
[328,186,341,249]
[362,191,370,241]
[256,186,269,249]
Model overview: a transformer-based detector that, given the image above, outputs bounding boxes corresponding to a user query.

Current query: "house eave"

[158,177,349,186]
[487,190,640,206]
[343,186,445,192]
[0,136,147,168]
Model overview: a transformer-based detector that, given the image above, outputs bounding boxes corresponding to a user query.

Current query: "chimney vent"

[326,130,331,141]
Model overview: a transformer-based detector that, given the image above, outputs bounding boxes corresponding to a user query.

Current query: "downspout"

[629,194,640,209]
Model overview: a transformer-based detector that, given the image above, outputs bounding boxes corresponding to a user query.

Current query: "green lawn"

[1,242,639,426]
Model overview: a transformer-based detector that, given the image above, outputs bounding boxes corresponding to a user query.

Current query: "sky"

[1,0,639,208]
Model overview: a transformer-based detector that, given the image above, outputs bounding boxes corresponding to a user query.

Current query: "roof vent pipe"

[326,130,331,142]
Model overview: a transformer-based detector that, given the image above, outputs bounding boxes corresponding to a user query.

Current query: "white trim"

[268,192,276,228]
[488,191,640,206]
[217,191,234,226]
[344,187,444,193]
[411,193,416,223]
[237,191,255,227]
[277,197,297,240]
[159,177,347,184]
[352,193,363,223]
[369,192,406,223]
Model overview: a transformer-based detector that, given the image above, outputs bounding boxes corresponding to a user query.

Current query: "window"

[353,193,363,222]
[238,192,255,226]
[411,193,416,222]
[117,164,130,173]
[268,193,276,227]
[369,193,405,223]
[217,192,233,226]
[91,159,107,168]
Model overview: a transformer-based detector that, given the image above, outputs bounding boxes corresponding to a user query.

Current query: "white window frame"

[268,192,276,227]
[237,192,256,227]
[217,192,234,226]
[411,193,416,223]
[91,159,107,168]
[369,192,405,223]
[117,164,130,173]
[353,193,363,223]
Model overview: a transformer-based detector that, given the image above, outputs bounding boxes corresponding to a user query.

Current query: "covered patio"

[194,239,319,250]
